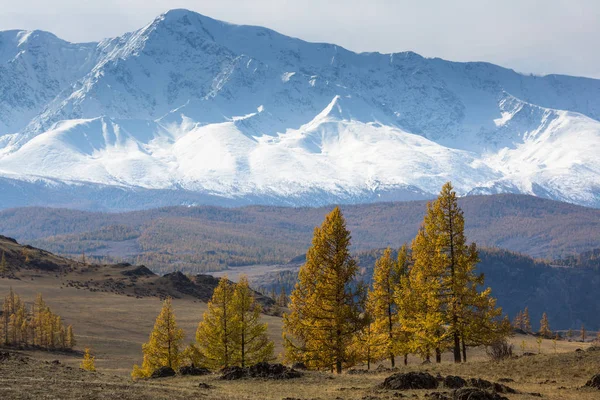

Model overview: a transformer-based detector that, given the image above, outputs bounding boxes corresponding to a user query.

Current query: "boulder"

[467,378,517,394]
[247,362,302,379]
[220,366,246,380]
[443,375,467,389]
[379,372,439,390]
[291,362,308,370]
[585,374,600,389]
[150,366,176,378]
[220,363,302,380]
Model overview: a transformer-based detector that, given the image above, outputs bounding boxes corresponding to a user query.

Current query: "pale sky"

[2,0,599,78]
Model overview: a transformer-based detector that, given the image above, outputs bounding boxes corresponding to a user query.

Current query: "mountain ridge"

[1,9,600,209]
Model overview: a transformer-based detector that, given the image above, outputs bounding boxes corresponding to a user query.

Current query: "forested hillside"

[0,194,598,273]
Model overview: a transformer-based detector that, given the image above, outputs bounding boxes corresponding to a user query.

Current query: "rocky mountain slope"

[0,9,599,209]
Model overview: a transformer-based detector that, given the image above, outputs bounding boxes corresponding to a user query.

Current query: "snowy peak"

[0,9,599,210]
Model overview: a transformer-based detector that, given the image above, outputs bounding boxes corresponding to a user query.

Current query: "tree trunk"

[404,354,408,366]
[336,360,342,374]
[435,347,442,363]
[453,331,461,363]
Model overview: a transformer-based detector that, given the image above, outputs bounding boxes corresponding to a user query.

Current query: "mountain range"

[1,9,599,210]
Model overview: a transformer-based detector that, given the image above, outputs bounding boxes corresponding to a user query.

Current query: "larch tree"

[368,247,401,367]
[196,276,237,370]
[397,227,446,362]
[539,313,551,338]
[283,207,365,374]
[513,311,523,330]
[81,348,96,371]
[350,300,384,370]
[398,183,508,364]
[523,307,532,333]
[393,244,412,366]
[231,275,274,367]
[132,298,184,378]
[66,325,76,349]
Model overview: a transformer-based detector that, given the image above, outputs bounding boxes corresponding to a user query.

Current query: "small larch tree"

[196,276,237,370]
[523,307,532,333]
[539,313,551,338]
[231,275,274,367]
[283,207,365,373]
[132,298,184,378]
[81,348,96,371]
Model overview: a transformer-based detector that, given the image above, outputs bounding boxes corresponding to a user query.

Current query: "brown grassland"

[1,277,598,400]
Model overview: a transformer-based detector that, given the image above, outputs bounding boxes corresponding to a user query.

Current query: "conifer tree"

[539,313,551,338]
[397,227,446,362]
[513,311,523,330]
[231,276,274,367]
[523,307,532,332]
[66,325,76,349]
[81,348,96,371]
[196,276,237,370]
[399,183,507,363]
[394,244,412,366]
[132,298,184,378]
[368,247,400,367]
[277,286,288,307]
[283,207,365,373]
[350,305,384,370]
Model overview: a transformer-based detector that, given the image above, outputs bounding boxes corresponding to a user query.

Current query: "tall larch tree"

[132,298,184,378]
[393,244,412,366]
[231,275,274,367]
[283,207,365,374]
[368,247,400,367]
[399,183,508,363]
[397,226,446,362]
[196,276,237,370]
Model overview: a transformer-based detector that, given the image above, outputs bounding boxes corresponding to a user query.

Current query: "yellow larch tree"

[397,226,446,362]
[283,207,365,374]
[539,313,551,338]
[393,244,413,366]
[231,275,274,367]
[81,348,96,371]
[66,325,76,349]
[368,247,401,367]
[132,298,184,378]
[195,276,237,370]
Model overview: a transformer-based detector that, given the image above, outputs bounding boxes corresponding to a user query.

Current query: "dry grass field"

[1,276,599,400]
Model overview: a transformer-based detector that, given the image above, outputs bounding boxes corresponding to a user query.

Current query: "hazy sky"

[2,0,599,78]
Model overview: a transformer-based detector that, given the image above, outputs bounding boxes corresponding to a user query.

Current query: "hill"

[1,10,600,209]
[0,195,598,274]
[0,235,274,308]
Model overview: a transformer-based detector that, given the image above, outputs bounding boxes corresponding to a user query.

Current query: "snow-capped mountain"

[0,9,599,210]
